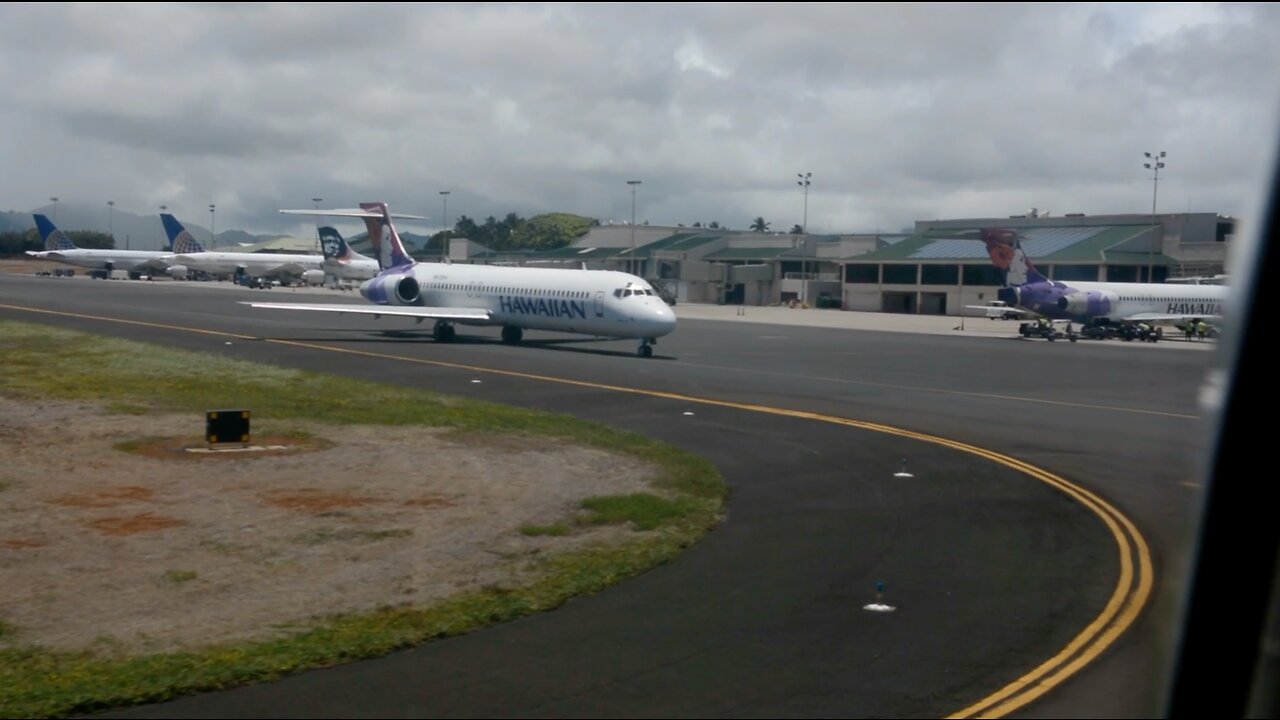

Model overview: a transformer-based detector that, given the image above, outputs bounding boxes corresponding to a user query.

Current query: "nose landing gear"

[433,321,457,343]
[638,338,655,358]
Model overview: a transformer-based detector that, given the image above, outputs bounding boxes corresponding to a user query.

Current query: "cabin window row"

[425,283,590,298]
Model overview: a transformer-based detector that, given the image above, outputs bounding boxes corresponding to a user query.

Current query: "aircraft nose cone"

[648,302,677,337]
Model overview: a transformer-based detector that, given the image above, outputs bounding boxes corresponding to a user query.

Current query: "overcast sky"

[2,3,1278,236]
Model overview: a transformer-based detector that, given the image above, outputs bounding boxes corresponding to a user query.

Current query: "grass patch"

[0,533,696,718]
[519,523,570,537]
[0,319,726,718]
[162,570,198,585]
[0,620,15,642]
[579,493,708,531]
[104,402,151,416]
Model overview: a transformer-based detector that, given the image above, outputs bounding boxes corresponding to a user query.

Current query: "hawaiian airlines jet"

[162,214,326,286]
[975,227,1228,327]
[25,214,175,278]
[318,226,379,283]
[249,202,676,357]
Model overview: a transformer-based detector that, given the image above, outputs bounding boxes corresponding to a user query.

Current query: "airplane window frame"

[1166,126,1278,717]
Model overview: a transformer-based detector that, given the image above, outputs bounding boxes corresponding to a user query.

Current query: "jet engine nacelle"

[1057,289,1118,316]
[166,265,189,279]
[360,273,421,305]
[302,269,326,286]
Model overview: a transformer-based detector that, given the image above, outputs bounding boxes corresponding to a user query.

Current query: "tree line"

[421,212,596,254]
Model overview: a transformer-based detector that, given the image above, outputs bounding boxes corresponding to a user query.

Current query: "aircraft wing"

[133,256,176,272]
[259,262,314,278]
[964,304,1034,315]
[242,302,492,321]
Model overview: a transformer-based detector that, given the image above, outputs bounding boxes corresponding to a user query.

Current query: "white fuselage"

[1070,280,1228,321]
[173,251,323,278]
[324,256,380,282]
[26,249,174,273]
[379,263,676,339]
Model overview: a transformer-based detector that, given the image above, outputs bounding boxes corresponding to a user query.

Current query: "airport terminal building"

[840,212,1234,315]
[451,212,1233,315]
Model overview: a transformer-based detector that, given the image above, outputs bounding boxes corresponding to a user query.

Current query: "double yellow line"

[0,303,1154,717]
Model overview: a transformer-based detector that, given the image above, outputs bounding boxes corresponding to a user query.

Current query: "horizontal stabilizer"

[279,209,428,220]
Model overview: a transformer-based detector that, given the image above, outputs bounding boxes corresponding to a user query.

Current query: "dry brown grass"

[85,513,188,537]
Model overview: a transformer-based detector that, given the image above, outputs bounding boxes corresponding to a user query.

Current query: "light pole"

[797,172,811,301]
[439,190,450,261]
[1143,152,1165,283]
[107,201,115,248]
[50,197,59,224]
[312,197,323,253]
[209,204,216,250]
[627,179,642,276]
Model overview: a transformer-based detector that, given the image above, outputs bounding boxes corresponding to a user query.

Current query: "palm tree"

[750,217,770,233]
[790,224,804,234]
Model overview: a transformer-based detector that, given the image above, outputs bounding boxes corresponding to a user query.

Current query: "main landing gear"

[501,326,524,344]
[638,338,655,358]
[433,321,457,343]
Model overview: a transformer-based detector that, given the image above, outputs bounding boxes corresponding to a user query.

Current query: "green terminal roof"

[702,246,803,260]
[850,225,1171,264]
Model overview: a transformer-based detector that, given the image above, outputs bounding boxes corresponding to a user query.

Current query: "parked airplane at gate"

[162,214,326,286]
[969,227,1228,327]
[318,226,379,283]
[250,202,676,357]
[25,214,175,278]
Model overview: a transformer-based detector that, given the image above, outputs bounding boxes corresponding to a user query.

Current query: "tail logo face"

[979,228,1039,287]
[358,202,414,271]
[319,227,347,261]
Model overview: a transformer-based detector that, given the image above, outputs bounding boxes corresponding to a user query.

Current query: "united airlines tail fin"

[160,214,205,254]
[978,227,1047,287]
[33,214,77,251]
[357,202,416,271]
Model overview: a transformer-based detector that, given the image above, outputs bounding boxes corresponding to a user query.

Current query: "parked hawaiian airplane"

[162,214,325,286]
[318,226,379,283]
[970,227,1228,326]
[25,214,175,278]
[250,202,676,357]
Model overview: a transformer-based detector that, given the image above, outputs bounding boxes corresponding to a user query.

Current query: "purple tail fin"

[358,202,415,271]
[979,228,1046,287]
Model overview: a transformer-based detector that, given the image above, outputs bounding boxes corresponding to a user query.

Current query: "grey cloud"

[1,3,1278,235]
